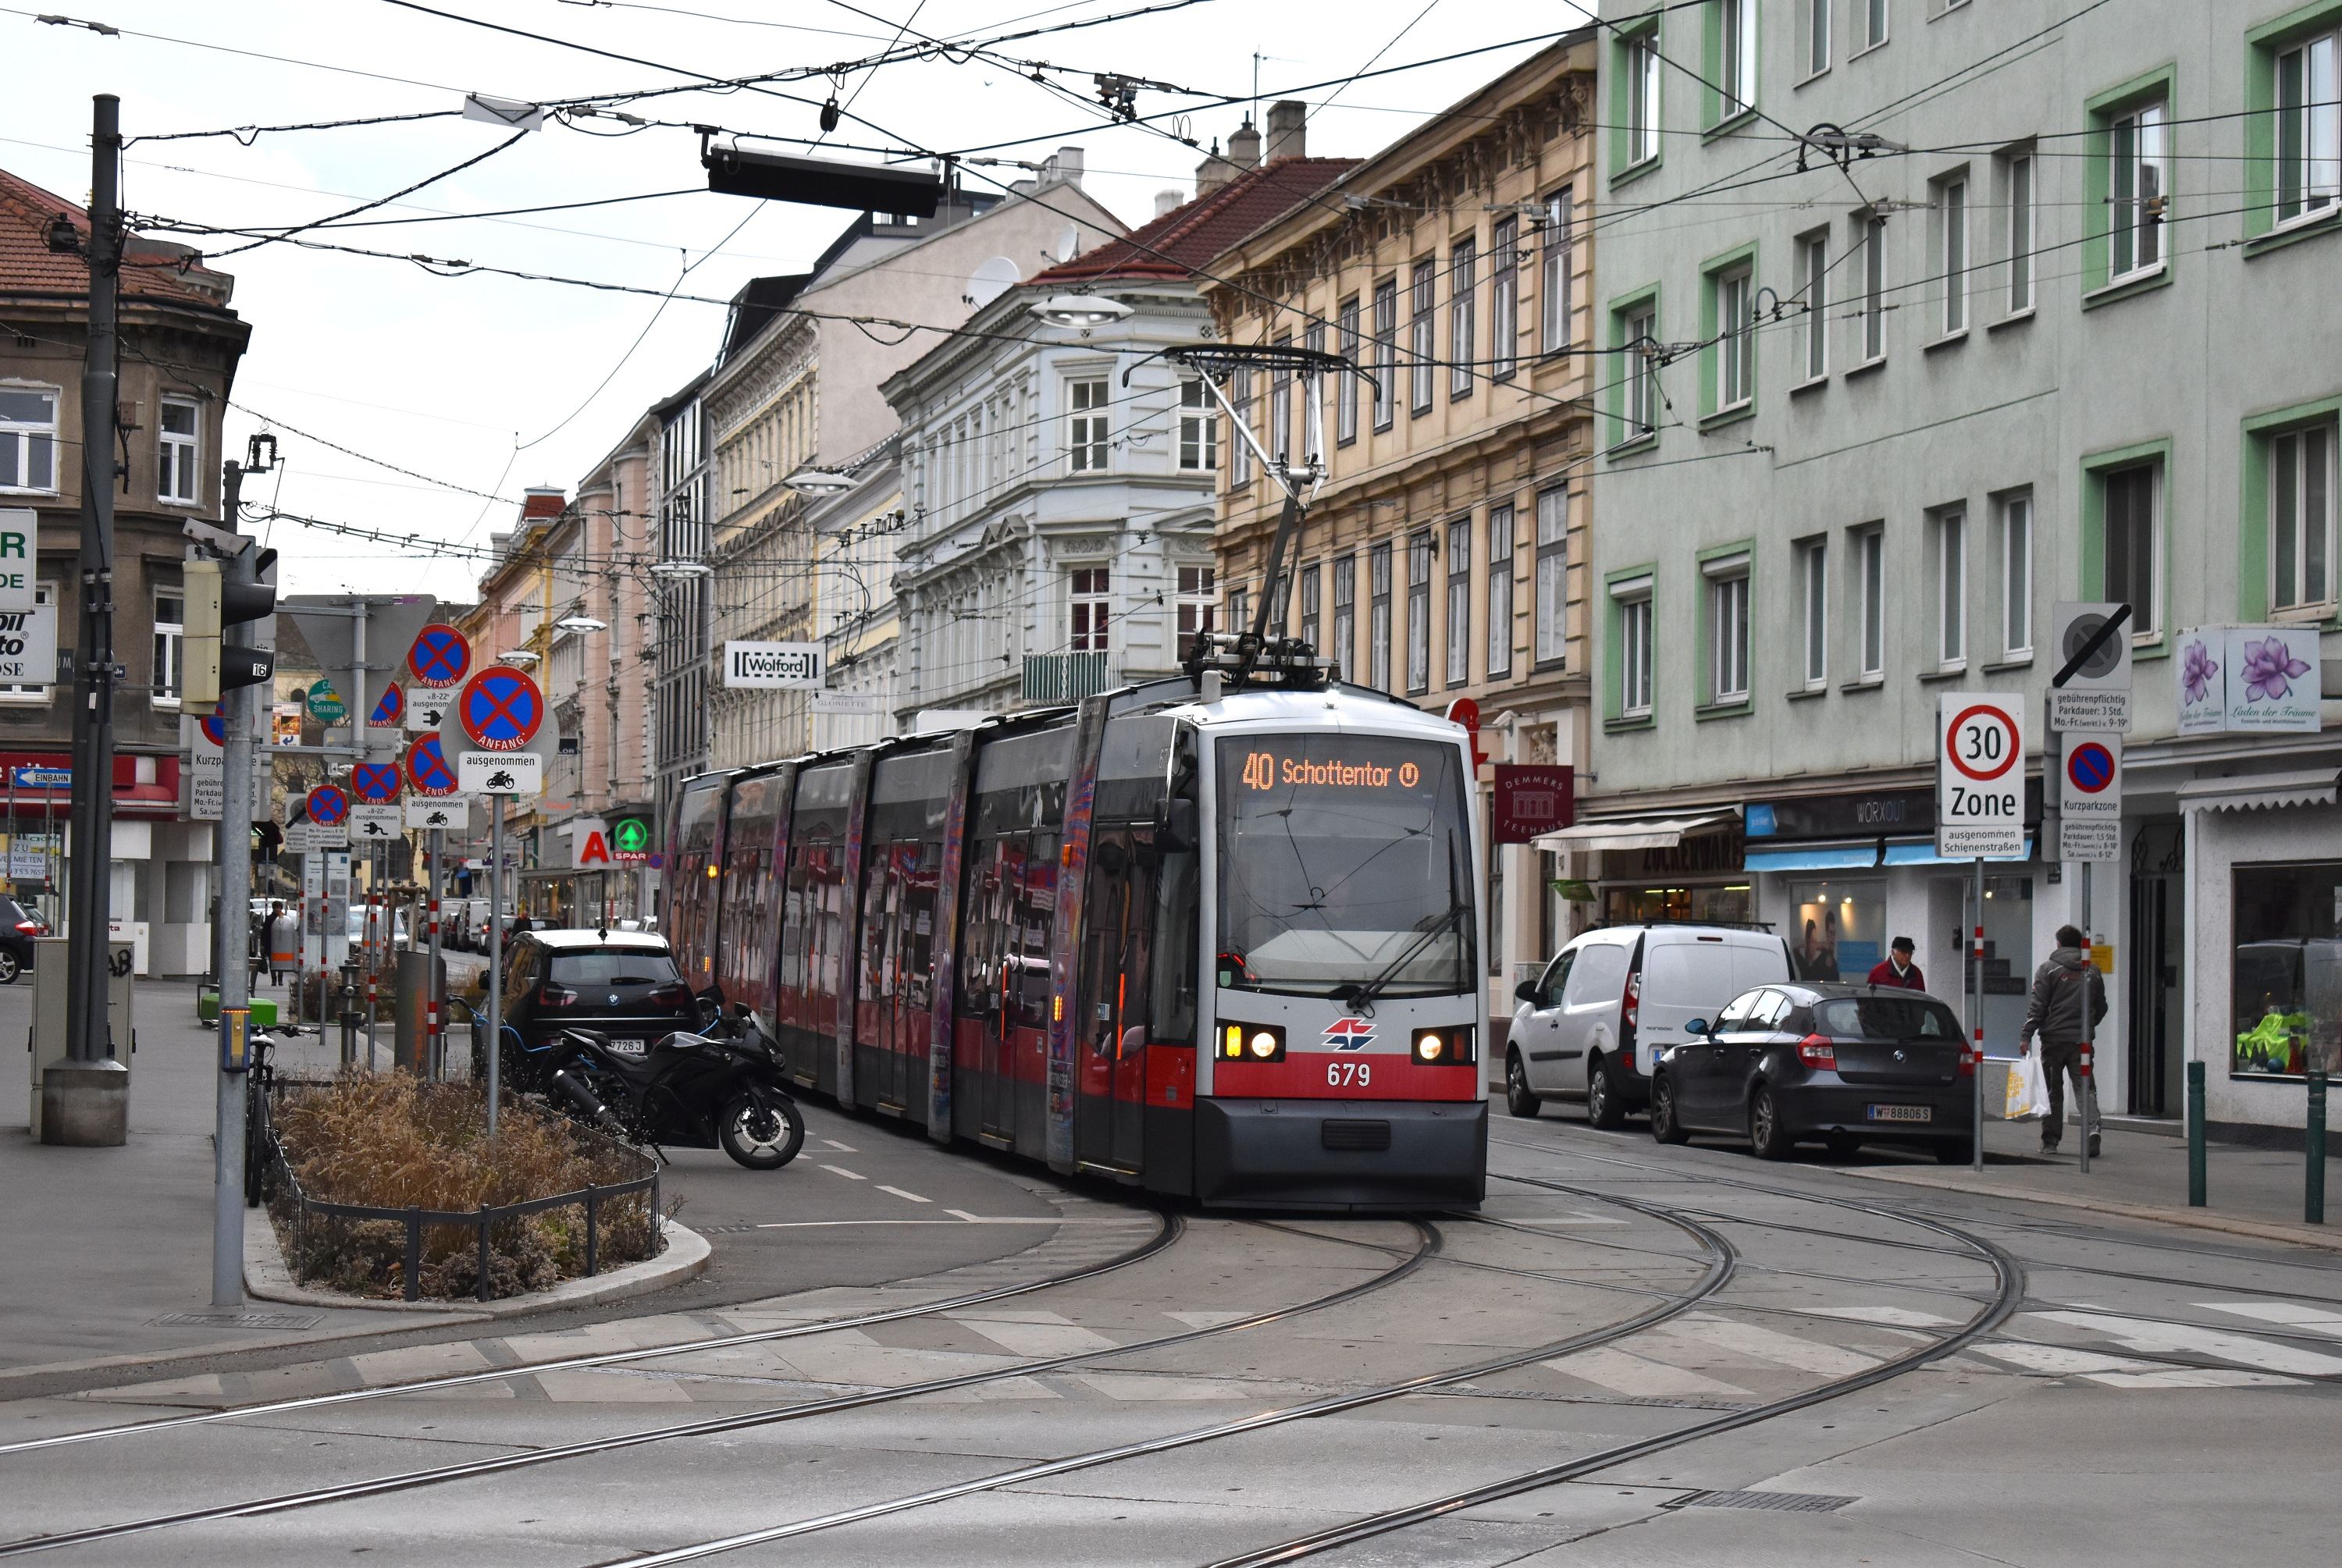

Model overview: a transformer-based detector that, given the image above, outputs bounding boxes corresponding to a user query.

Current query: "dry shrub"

[270,1073,660,1301]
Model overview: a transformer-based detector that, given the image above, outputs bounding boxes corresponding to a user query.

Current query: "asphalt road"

[8,1061,2342,1566]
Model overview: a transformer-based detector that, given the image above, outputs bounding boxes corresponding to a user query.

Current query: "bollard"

[2187,1059,2207,1207]
[2309,1072,2328,1227]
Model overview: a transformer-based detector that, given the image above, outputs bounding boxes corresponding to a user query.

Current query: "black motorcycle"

[546,1003,807,1171]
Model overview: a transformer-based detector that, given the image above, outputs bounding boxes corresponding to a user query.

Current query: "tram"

[664,645,1487,1210]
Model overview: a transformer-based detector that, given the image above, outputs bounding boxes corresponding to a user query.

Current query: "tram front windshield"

[1216,733,1475,997]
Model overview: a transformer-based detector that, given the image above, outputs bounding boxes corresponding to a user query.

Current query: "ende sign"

[1936,695,2026,859]
[723,640,824,689]
[0,508,35,613]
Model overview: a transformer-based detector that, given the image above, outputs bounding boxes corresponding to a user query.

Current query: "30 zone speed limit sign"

[1937,695,2026,859]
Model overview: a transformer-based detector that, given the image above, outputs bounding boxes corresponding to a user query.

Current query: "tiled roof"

[1031,157,1358,285]
[0,165,234,308]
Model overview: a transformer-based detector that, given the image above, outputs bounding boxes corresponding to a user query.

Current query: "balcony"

[1022,652,1119,705]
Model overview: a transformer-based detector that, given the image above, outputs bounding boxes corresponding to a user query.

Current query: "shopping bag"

[2003,1045,2050,1121]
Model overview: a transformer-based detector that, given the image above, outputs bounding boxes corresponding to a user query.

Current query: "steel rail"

[0,1207,1180,1460]
[586,1195,1739,1566]
[0,1218,1440,1559]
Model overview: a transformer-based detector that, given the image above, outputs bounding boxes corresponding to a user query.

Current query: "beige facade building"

[1197,41,1600,1025]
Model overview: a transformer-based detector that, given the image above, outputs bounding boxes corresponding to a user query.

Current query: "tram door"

[1075,827,1154,1173]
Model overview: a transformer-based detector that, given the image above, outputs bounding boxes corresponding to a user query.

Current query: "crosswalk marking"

[949,1312,1119,1357]
[2030,1309,2342,1378]
[1803,1306,1959,1328]
[1662,1315,1882,1376]
[2196,1300,2342,1339]
[878,1186,931,1204]
[1543,1346,1752,1399]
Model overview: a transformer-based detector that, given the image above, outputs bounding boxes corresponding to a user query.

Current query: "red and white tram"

[666,669,1486,1209]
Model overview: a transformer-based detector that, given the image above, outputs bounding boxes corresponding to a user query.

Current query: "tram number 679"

[1328,1061,1372,1089]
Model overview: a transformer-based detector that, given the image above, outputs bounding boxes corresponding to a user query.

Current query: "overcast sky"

[8,1,1589,599]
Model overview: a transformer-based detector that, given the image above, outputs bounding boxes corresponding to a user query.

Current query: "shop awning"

[1532,810,1738,854]
[1881,836,2035,866]
[1746,843,1879,873]
[2176,768,2340,814]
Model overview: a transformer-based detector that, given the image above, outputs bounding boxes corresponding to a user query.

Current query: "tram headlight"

[1413,1027,1473,1065]
[1220,1022,1284,1061]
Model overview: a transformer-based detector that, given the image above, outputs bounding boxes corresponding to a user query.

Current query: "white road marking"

[1543,1346,1752,1399]
[819,1164,867,1180]
[2031,1308,2342,1377]
[2197,1300,2342,1338]
[877,1186,931,1204]
[1803,1306,1960,1328]
[750,1217,1084,1228]
[820,1139,857,1152]
[1661,1316,1883,1376]
[947,1208,984,1221]
[1971,1342,2303,1387]
[1166,1310,1251,1328]
[949,1313,1118,1357]
[1487,1211,1631,1227]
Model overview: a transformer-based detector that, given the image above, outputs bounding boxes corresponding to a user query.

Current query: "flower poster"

[2174,628,2226,736]
[2176,625,2322,734]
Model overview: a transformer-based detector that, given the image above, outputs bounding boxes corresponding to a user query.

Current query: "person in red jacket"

[1867,936,1925,990]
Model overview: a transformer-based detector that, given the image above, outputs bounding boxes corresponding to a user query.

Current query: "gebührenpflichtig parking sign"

[1936,695,2026,859]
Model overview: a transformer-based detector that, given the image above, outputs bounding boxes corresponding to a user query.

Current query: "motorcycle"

[546,1001,807,1171]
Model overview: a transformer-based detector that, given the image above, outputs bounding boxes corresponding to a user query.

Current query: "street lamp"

[554,616,607,634]
[496,649,539,667]
[1030,293,1132,327]
[783,468,855,496]
[650,560,714,580]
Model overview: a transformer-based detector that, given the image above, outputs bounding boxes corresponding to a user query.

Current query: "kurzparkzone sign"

[1936,695,2027,859]
[723,640,823,689]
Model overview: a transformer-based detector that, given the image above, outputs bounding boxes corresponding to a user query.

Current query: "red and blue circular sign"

[407,624,472,690]
[351,760,403,803]
[2066,741,2116,795]
[305,785,350,827]
[458,663,544,753]
[370,682,404,727]
[198,713,227,748]
[405,735,458,797]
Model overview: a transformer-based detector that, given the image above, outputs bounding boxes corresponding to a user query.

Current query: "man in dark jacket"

[1867,936,1925,990]
[2020,924,2108,1155]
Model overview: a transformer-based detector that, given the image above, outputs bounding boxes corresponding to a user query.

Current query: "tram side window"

[857,846,892,1004]
[902,841,941,1013]
[1016,834,1059,1032]
[1151,841,1199,1047]
[778,848,808,992]
[959,834,1015,1019]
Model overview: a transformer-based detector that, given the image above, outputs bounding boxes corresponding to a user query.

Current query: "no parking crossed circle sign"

[405,735,458,798]
[458,665,544,753]
[407,624,471,690]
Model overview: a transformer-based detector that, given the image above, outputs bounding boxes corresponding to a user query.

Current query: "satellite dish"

[1051,224,1080,264]
[963,254,1020,308]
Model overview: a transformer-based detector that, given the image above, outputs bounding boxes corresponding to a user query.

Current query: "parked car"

[0,896,44,984]
[1506,923,1792,1128]
[469,929,696,1093]
[1649,983,1975,1163]
[344,904,411,948]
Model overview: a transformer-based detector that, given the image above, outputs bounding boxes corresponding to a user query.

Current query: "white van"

[1505,923,1792,1127]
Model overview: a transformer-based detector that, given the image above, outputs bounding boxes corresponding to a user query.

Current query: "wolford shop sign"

[722,640,824,689]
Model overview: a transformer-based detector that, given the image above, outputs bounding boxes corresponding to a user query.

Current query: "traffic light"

[183,546,277,716]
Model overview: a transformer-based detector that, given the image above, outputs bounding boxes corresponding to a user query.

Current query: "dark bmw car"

[471,930,696,1092]
[1649,983,1974,1163]
[0,897,43,984]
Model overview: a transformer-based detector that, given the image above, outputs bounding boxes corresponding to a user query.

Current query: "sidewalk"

[1839,1111,2342,1252]
[0,973,482,1396]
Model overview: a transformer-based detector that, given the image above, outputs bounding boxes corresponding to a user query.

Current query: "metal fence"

[247,1077,661,1303]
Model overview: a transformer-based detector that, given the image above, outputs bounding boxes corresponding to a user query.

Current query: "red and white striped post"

[1971,857,1986,1173]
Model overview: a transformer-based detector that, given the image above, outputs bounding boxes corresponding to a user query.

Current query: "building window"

[2230,861,2342,1078]
[1487,503,1514,679]
[1448,238,1478,400]
[1806,0,1831,76]
[0,386,59,493]
[1541,190,1574,355]
[1856,524,1885,677]
[2102,460,2161,637]
[2276,30,2340,226]
[1177,379,1217,471]
[1934,507,1966,667]
[1369,541,1393,691]
[1797,537,1828,688]
[2006,152,2035,312]
[1490,220,1518,381]
[1406,531,1433,694]
[153,589,184,706]
[1331,554,1355,676]
[1445,517,1472,686]
[1301,325,1326,465]
[2271,423,2336,616]
[1409,260,1436,414]
[158,396,199,505]
[1231,372,1254,487]
[1372,280,1398,430]
[1534,486,1568,667]
[1336,297,1361,446]
[1269,338,1294,466]
[1719,0,1756,119]
[1861,0,1886,50]
[1714,265,1753,411]
[1299,561,1322,652]
[2110,99,2169,282]
[1614,579,1654,718]
[1621,303,1659,441]
[0,581,55,705]
[1176,564,1216,661]
[1796,231,1828,380]
[1938,174,1968,334]
[1227,587,1251,644]
[1855,212,1886,362]
[1625,30,1661,166]
[1066,379,1109,472]
[1707,556,1750,703]
[1999,490,2034,658]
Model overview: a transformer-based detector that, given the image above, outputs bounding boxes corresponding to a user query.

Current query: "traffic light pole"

[210,464,256,1306]
[61,95,123,1117]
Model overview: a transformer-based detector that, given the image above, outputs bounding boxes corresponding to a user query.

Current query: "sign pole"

[1973,855,1985,1173]
[486,794,504,1139]
[428,827,443,1078]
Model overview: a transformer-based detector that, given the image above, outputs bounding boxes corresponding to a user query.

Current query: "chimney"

[1195,137,1231,196]
[1040,144,1086,187]
[1226,116,1261,172]
[1154,187,1185,219]
[1265,99,1306,162]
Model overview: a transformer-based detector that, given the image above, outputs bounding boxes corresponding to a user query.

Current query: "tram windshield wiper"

[1339,903,1466,1012]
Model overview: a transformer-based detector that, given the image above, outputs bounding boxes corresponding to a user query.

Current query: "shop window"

[1787,877,1886,982]
[2231,860,2342,1078]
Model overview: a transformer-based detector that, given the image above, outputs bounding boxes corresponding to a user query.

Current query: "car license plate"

[1868,1104,1931,1123]
[611,1038,647,1056]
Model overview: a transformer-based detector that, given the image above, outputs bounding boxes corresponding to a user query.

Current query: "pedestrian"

[1867,936,1926,990]
[2020,923,2107,1157]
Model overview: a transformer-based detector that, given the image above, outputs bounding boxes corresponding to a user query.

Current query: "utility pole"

[56,94,125,1143]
